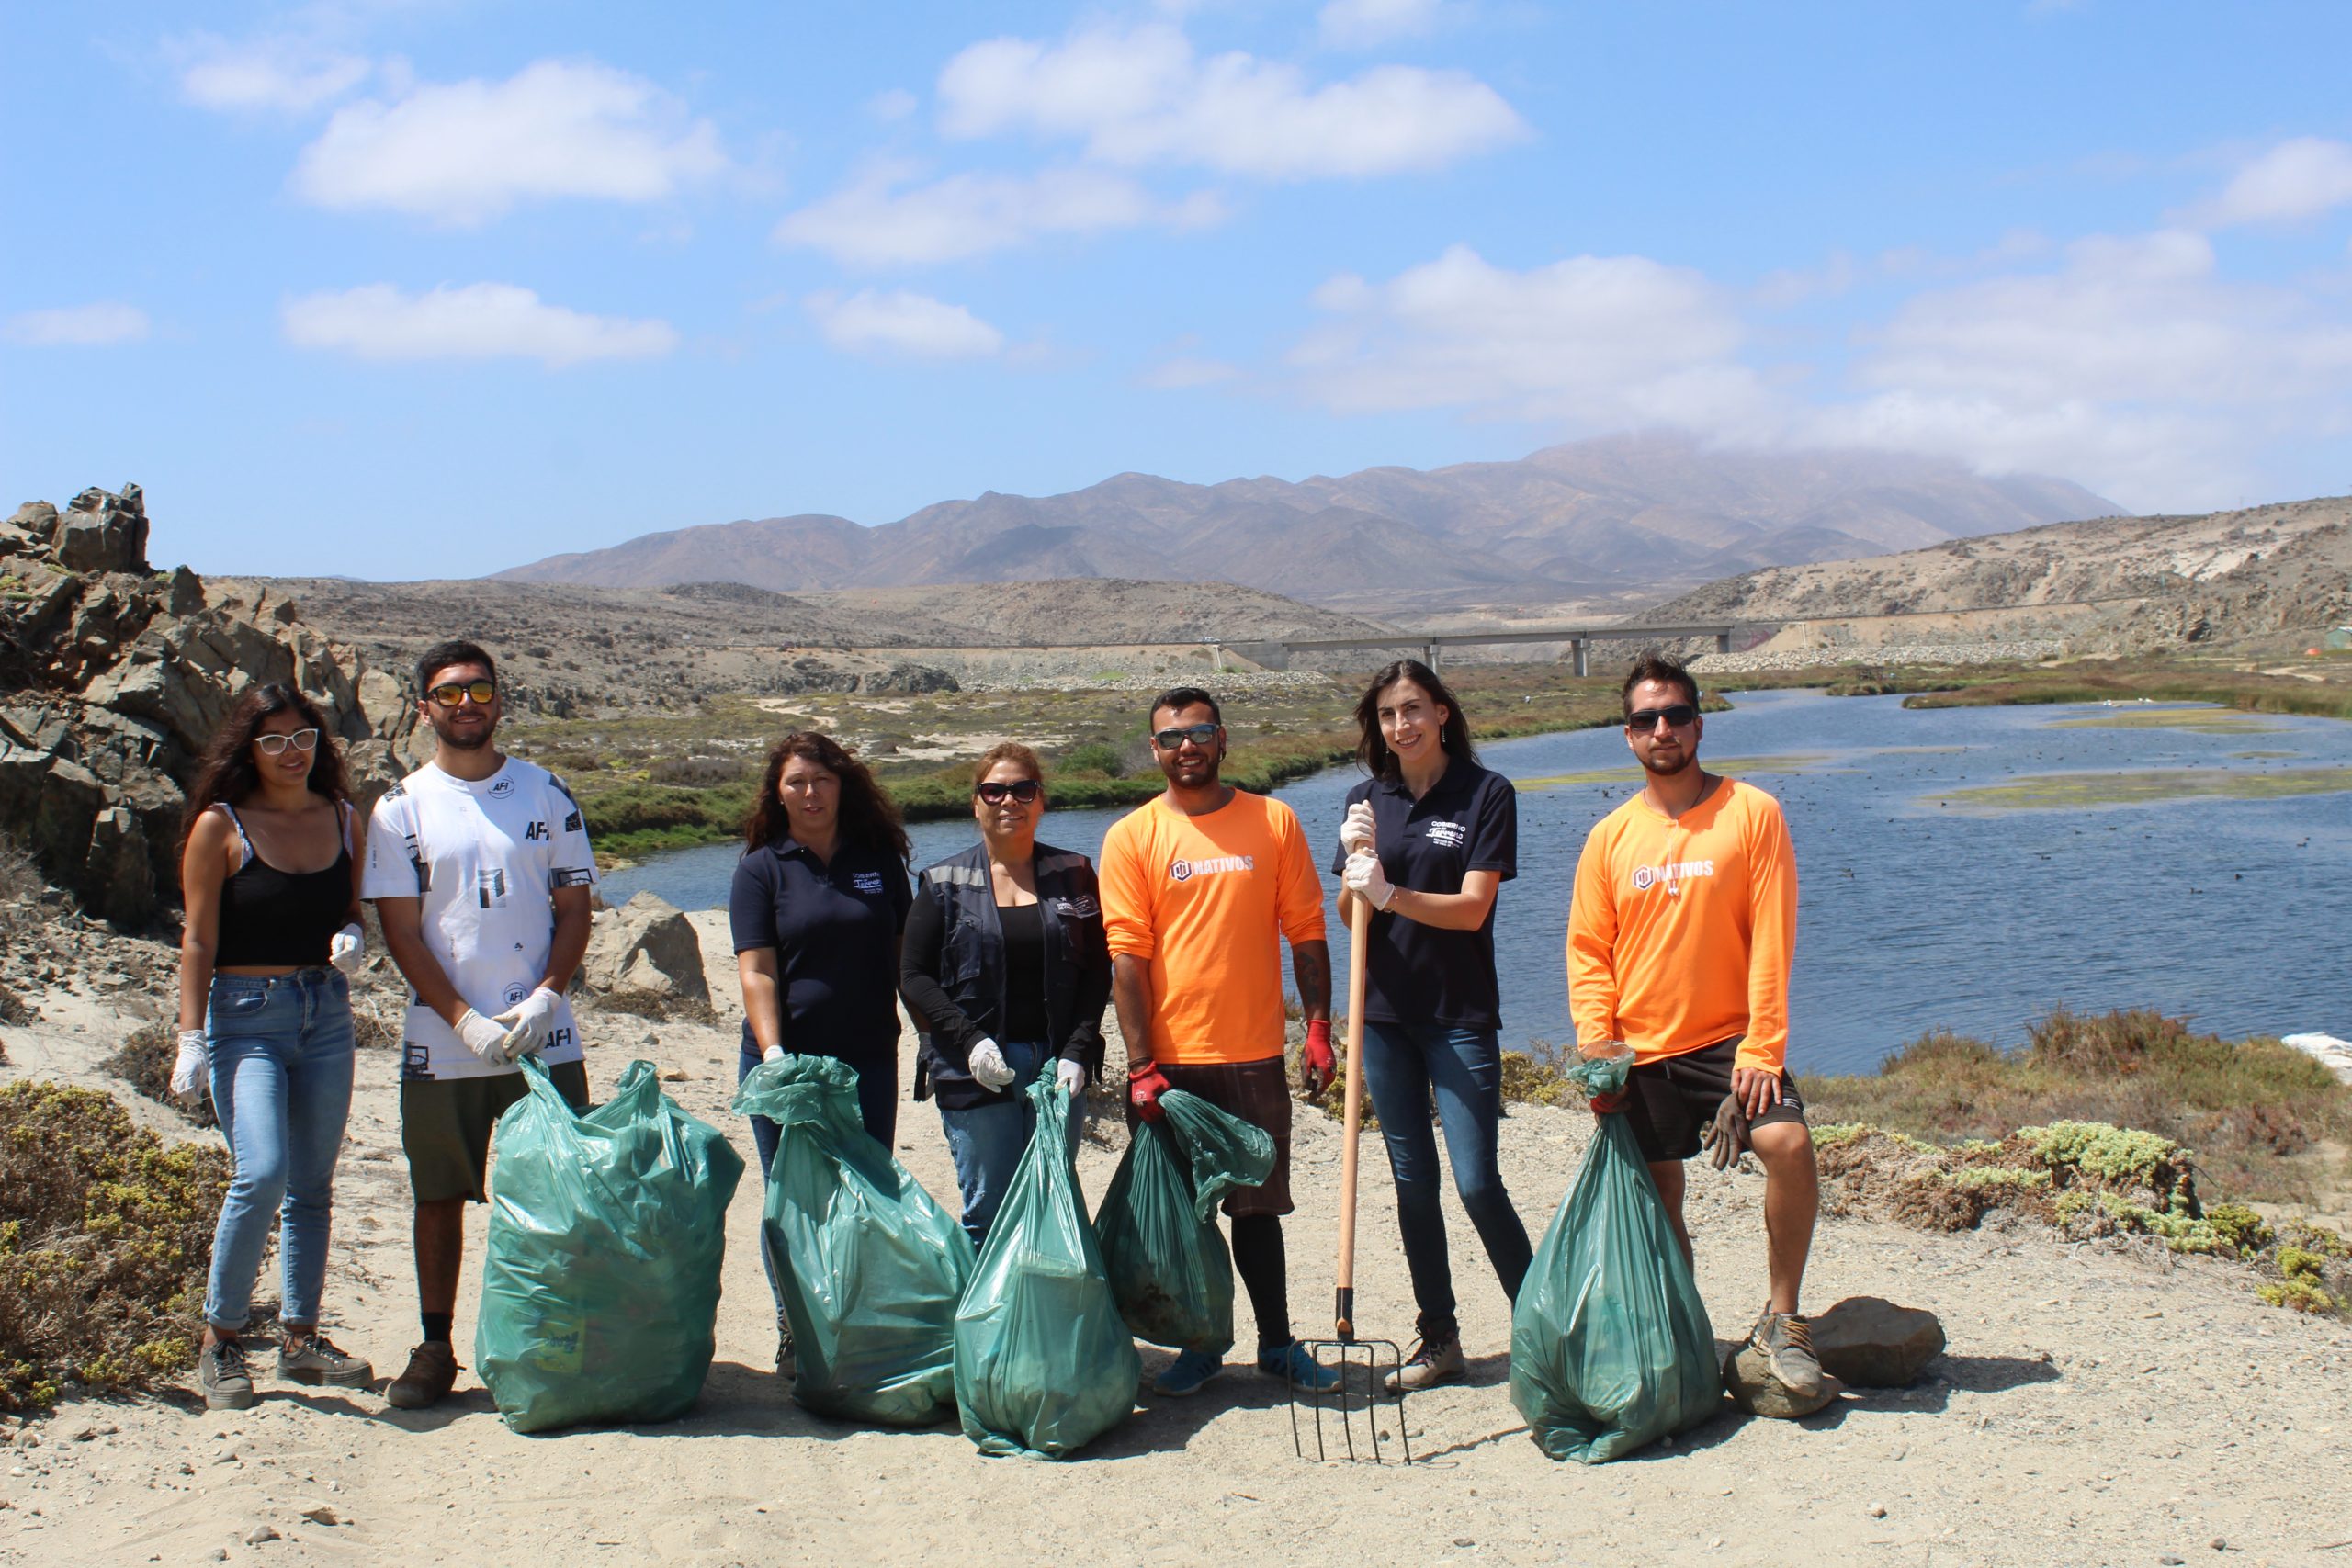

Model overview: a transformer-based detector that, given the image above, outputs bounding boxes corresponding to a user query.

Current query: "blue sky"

[6,1,2352,579]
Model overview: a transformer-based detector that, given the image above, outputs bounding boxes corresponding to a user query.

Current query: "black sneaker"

[385,1341,458,1410]
[199,1338,255,1411]
[278,1333,373,1388]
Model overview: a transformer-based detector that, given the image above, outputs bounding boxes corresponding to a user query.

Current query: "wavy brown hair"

[970,742,1044,790]
[742,729,910,863]
[178,682,349,857]
[1353,659,1477,782]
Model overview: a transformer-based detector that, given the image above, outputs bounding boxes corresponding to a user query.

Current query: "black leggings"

[1230,1213,1291,1351]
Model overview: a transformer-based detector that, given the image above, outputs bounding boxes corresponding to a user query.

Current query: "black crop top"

[212,803,354,968]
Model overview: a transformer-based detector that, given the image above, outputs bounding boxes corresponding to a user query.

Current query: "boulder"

[6,502,59,546]
[32,759,106,883]
[1723,1340,1838,1419]
[1808,1297,1946,1388]
[54,486,148,576]
[582,891,708,1003]
[82,806,154,928]
[164,565,204,616]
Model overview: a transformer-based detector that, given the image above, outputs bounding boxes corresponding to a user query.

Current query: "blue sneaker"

[1151,1348,1223,1397]
[1257,1340,1341,1393]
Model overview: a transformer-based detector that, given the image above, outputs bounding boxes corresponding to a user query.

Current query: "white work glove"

[1343,850,1396,911]
[456,1008,515,1068]
[1339,801,1376,857]
[967,1037,1016,1090]
[761,1043,786,1065]
[327,922,364,976]
[1056,1058,1087,1095]
[171,1030,209,1104]
[492,986,562,1059]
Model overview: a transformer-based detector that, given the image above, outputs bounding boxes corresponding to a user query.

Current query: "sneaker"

[1749,1308,1825,1397]
[1150,1349,1224,1397]
[1385,1327,1465,1393]
[278,1333,372,1388]
[384,1341,459,1410]
[1256,1340,1341,1393]
[199,1338,255,1411]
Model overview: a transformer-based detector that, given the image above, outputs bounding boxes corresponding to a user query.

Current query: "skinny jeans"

[935,1040,1084,1248]
[1359,1020,1532,1337]
[202,969,356,1331]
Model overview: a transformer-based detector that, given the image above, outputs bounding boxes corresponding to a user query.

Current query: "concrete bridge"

[1226,622,1747,678]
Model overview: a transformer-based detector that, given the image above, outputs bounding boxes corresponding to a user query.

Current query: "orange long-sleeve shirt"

[1099,791,1327,1066]
[1566,777,1797,1074]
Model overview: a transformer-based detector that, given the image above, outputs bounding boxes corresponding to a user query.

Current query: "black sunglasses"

[976,780,1041,805]
[1152,722,1220,750]
[1626,705,1699,731]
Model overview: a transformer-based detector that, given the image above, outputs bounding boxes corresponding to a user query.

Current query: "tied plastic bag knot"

[476,1058,744,1434]
[1095,1089,1273,1355]
[731,1052,974,1427]
[954,1077,1140,1458]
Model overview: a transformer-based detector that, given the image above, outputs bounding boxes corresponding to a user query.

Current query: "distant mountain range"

[494,433,2120,614]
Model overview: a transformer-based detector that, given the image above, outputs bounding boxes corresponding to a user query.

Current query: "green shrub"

[103,1020,216,1130]
[0,1082,234,1408]
[1059,741,1124,779]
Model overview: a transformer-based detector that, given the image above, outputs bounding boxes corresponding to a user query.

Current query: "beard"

[431,716,493,750]
[1638,746,1694,777]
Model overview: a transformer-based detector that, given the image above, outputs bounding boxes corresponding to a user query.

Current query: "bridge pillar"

[1571,638,1589,679]
[1425,641,1440,671]
[1716,630,1733,654]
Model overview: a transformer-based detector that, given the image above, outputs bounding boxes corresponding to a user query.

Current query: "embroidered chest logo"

[1422,820,1466,849]
[1054,894,1100,917]
[851,870,887,896]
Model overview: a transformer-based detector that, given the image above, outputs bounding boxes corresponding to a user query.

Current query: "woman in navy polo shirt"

[731,730,913,1356]
[1333,659,1532,1392]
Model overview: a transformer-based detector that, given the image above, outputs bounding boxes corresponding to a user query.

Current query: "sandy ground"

[4,912,2350,1568]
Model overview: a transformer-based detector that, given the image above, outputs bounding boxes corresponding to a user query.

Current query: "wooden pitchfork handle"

[1333,891,1372,1342]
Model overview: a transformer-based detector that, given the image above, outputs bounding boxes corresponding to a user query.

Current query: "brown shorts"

[1623,1037,1805,1165]
[401,1060,591,1204]
[1131,1055,1293,1219]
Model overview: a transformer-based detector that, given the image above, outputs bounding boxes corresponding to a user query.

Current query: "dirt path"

[4,915,2348,1567]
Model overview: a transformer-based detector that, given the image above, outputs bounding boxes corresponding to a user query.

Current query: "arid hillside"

[1647,494,2352,650]
[493,434,2116,613]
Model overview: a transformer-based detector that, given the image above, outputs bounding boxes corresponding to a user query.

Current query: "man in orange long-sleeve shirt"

[1566,653,1824,1399]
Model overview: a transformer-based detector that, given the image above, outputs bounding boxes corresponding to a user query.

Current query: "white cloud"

[2191,136,2352,228]
[937,22,1525,179]
[804,289,1004,358]
[867,87,919,123]
[177,35,370,113]
[281,283,677,367]
[1140,355,1240,389]
[1317,0,1454,49]
[1289,244,1772,432]
[775,160,1224,267]
[290,59,727,225]
[4,303,151,346]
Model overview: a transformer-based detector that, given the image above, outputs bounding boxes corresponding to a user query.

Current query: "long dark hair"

[1353,659,1477,781]
[742,729,910,863]
[179,682,349,857]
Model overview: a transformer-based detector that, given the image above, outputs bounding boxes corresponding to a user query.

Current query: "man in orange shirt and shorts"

[1101,685,1340,1399]
[1566,653,1825,1400]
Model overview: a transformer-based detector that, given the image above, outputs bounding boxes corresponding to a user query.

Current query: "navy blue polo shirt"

[1330,757,1517,1030]
[729,836,913,1061]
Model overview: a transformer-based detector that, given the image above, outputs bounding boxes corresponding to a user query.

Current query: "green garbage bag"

[1509,1051,1722,1462]
[1094,1089,1273,1354]
[478,1057,744,1435]
[954,1077,1140,1458]
[732,1054,974,1426]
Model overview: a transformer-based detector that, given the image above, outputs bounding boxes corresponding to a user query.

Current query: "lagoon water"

[603,690,2352,1075]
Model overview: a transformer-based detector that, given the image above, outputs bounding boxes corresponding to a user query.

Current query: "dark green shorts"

[400,1060,590,1203]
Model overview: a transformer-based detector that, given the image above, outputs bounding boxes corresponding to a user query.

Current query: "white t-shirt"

[362,756,597,1082]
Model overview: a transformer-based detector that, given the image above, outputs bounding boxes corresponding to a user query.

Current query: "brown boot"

[385,1341,458,1409]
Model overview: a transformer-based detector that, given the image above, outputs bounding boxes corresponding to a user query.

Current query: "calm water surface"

[604,690,2352,1075]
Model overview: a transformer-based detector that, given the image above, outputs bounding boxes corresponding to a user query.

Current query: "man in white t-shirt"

[362,638,597,1410]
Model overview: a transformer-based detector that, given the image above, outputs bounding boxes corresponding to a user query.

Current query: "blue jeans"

[203,969,356,1332]
[737,1040,899,1311]
[1360,1020,1533,1337]
[936,1041,1084,1248]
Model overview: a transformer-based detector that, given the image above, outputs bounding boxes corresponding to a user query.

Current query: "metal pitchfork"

[1291,896,1412,1463]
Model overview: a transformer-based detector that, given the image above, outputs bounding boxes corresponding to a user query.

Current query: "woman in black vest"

[899,742,1111,1247]
[175,682,374,1410]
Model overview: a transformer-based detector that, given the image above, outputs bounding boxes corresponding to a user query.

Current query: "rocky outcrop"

[0,484,409,927]
[582,891,708,1005]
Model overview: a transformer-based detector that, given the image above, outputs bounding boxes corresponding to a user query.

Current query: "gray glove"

[1702,1093,1750,1171]
[171,1030,209,1105]
[967,1037,1016,1090]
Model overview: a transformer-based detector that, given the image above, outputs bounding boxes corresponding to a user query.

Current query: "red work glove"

[1301,1019,1336,1097]
[1128,1061,1171,1122]
[1589,1089,1628,1116]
